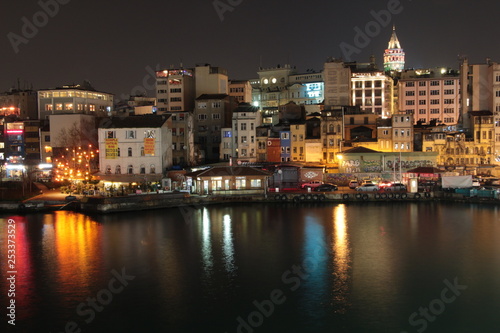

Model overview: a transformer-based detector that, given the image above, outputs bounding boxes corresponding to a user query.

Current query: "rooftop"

[99,115,170,129]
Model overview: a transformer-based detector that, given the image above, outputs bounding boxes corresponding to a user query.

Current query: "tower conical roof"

[388,25,402,49]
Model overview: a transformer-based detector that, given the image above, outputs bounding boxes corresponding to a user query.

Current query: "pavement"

[22,183,83,203]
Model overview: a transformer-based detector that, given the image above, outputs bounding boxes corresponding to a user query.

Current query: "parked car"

[348,180,359,189]
[315,183,338,192]
[355,183,380,192]
[385,183,407,191]
[301,180,323,189]
[378,181,392,189]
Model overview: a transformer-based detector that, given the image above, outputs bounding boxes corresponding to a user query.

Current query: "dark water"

[1,202,500,333]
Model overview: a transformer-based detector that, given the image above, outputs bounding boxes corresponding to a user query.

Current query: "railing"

[211,189,265,196]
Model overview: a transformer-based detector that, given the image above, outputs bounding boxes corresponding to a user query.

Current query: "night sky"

[1,0,499,100]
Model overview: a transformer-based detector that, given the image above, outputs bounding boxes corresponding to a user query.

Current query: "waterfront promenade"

[1,184,499,214]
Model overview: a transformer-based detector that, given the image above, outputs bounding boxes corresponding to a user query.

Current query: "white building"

[230,103,262,163]
[392,112,414,152]
[97,115,172,182]
[37,81,113,120]
[351,70,394,118]
[251,65,324,112]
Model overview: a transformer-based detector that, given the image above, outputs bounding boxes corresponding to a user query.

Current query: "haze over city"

[2,0,500,99]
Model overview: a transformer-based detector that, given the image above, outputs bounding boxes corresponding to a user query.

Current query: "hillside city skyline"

[2,0,500,98]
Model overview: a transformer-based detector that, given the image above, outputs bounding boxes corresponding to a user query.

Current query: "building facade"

[231,103,262,163]
[229,80,252,103]
[37,82,113,120]
[98,115,172,181]
[156,68,196,166]
[398,69,460,125]
[0,89,37,120]
[193,94,234,163]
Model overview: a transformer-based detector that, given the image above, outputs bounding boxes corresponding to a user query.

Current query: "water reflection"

[222,214,235,274]
[201,208,213,274]
[52,212,103,294]
[332,204,351,313]
[300,213,328,322]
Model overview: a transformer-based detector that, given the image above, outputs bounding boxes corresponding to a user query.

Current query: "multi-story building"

[156,69,195,113]
[304,115,322,162]
[98,115,172,182]
[231,103,261,163]
[323,58,351,107]
[290,124,306,162]
[193,94,234,163]
[195,64,228,96]
[0,89,37,120]
[392,112,414,152]
[279,130,291,162]
[229,80,252,103]
[421,111,496,173]
[37,81,113,120]
[219,127,233,162]
[460,58,500,163]
[398,69,460,125]
[23,119,41,165]
[377,118,393,152]
[3,120,24,162]
[251,65,324,113]
[320,106,371,164]
[252,64,296,109]
[351,68,394,118]
[255,126,269,162]
[323,57,394,118]
[287,72,324,113]
[156,68,196,166]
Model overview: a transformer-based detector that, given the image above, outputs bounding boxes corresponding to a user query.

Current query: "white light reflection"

[300,216,328,319]
[201,208,213,273]
[333,204,351,313]
[222,214,236,274]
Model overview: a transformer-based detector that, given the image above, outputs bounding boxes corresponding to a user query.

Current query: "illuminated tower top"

[383,25,405,72]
